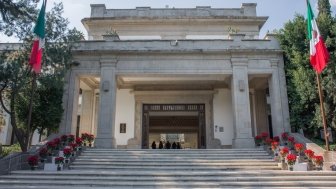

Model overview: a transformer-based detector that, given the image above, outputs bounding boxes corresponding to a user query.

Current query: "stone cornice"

[73,39,283,55]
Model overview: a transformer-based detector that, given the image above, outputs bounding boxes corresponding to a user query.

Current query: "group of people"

[151,141,182,149]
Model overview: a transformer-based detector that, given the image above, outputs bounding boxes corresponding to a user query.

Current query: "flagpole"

[316,71,330,151]
[26,72,37,148]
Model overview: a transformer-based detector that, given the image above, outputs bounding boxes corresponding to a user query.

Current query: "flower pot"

[57,165,61,171]
[30,166,36,171]
[288,165,293,171]
[40,159,45,163]
[281,160,287,170]
[65,159,69,164]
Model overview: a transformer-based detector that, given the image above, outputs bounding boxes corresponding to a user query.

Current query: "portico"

[59,3,290,149]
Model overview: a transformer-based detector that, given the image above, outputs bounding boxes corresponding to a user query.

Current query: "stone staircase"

[1,148,336,188]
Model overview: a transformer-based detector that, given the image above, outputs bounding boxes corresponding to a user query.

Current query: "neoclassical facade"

[59,3,290,149]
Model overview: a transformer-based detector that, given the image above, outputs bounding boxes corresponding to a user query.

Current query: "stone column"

[95,59,117,148]
[79,90,94,134]
[268,59,287,137]
[231,58,254,148]
[59,71,80,134]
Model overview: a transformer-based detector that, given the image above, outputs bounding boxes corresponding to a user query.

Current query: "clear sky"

[1,0,336,42]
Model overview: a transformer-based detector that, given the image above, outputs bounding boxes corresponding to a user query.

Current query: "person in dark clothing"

[172,142,177,149]
[177,142,182,149]
[151,141,156,149]
[159,141,163,149]
[165,141,171,149]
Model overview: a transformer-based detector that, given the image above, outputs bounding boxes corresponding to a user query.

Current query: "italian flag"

[29,0,46,74]
[307,0,329,74]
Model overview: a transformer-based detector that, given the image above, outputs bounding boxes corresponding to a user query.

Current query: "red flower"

[68,134,75,142]
[75,137,83,145]
[81,133,90,141]
[53,138,61,145]
[61,135,68,142]
[46,141,56,149]
[271,141,279,151]
[273,136,280,142]
[288,136,295,144]
[39,147,48,157]
[294,143,304,153]
[69,142,77,150]
[280,147,289,158]
[261,132,268,139]
[286,154,297,166]
[63,147,72,158]
[55,157,64,164]
[313,155,323,166]
[88,134,95,143]
[281,132,289,141]
[265,138,273,145]
[27,155,38,166]
[304,149,315,160]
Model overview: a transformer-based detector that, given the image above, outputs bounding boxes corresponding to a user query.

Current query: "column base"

[232,138,255,148]
[94,137,116,148]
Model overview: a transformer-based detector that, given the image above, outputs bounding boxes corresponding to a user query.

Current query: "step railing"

[0,152,30,175]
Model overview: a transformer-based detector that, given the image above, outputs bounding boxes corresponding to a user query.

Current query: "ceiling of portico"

[117,74,230,90]
[248,75,269,90]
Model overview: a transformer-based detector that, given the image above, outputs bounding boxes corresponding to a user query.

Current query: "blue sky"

[1,0,336,42]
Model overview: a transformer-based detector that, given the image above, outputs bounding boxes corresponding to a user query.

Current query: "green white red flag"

[29,0,46,73]
[306,0,329,74]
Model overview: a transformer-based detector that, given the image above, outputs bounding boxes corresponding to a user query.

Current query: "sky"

[1,0,336,42]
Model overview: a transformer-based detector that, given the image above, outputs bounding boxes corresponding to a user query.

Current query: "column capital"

[270,59,280,67]
[231,57,248,67]
[100,58,118,68]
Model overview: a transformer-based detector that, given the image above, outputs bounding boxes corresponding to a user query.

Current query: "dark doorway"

[142,104,206,149]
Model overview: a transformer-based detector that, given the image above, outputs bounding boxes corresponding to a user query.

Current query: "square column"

[231,58,254,148]
[95,59,117,148]
[268,59,289,136]
[79,90,94,134]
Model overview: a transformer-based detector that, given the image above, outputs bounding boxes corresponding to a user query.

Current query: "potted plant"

[281,132,289,145]
[261,132,268,145]
[304,149,315,170]
[312,155,323,171]
[75,137,83,150]
[254,135,262,146]
[87,134,95,147]
[294,143,304,162]
[55,157,64,171]
[81,133,89,146]
[46,141,56,156]
[63,147,72,164]
[53,138,61,150]
[68,134,75,143]
[271,141,280,161]
[38,147,48,163]
[286,154,297,171]
[27,155,39,170]
[288,136,295,150]
[61,135,68,146]
[273,136,280,142]
[280,147,289,170]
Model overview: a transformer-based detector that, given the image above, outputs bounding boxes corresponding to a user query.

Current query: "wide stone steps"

[1,148,336,188]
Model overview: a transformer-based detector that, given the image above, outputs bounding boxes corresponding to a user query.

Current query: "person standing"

[151,141,156,149]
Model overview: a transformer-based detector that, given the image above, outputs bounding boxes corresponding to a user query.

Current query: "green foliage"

[0,0,38,39]
[0,1,83,151]
[277,0,336,137]
[1,143,22,157]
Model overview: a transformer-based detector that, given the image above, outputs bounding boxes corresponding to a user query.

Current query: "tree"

[0,2,83,151]
[0,0,37,39]
[277,0,336,138]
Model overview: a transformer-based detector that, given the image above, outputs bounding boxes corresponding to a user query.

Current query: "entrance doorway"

[142,104,206,149]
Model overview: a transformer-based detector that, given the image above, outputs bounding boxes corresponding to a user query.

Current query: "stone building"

[59,3,290,149]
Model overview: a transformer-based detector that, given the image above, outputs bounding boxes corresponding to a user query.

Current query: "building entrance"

[142,104,206,149]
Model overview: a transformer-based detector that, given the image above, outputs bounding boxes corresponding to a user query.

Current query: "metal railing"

[0,152,30,175]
